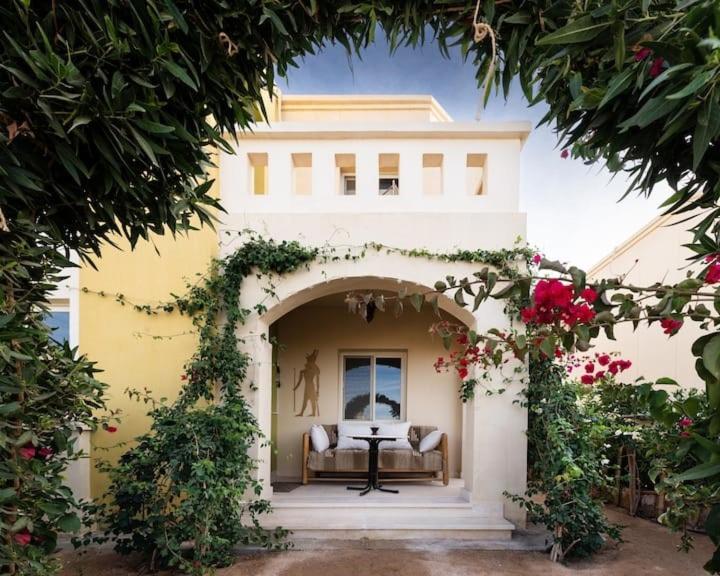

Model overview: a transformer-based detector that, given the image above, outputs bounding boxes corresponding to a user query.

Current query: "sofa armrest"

[302,432,310,485]
[440,433,449,486]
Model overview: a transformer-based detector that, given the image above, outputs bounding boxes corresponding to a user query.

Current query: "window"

[341,352,405,421]
[335,153,356,195]
[45,309,70,344]
[466,153,487,196]
[292,153,312,196]
[423,153,443,196]
[378,153,400,195]
[248,152,268,195]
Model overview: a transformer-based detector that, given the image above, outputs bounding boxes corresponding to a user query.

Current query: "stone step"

[261,506,515,540]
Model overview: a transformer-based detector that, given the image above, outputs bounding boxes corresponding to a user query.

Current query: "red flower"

[520,307,537,323]
[581,374,594,385]
[560,149,569,159]
[38,447,53,459]
[13,530,31,547]
[181,374,188,381]
[18,445,36,460]
[678,416,693,429]
[594,371,605,381]
[706,262,720,284]
[649,57,665,78]
[634,47,652,61]
[660,317,683,335]
[580,287,597,303]
[584,362,595,374]
[598,354,610,366]
[106,425,118,433]
[680,430,691,438]
[554,347,564,359]
[458,367,469,380]
[532,254,542,265]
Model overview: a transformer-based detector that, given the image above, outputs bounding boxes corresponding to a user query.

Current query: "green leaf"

[161,60,197,90]
[703,334,720,380]
[132,119,176,134]
[409,293,424,312]
[57,513,81,533]
[669,461,720,483]
[693,97,720,170]
[620,95,680,129]
[261,7,289,35]
[666,70,714,100]
[612,21,625,71]
[598,66,634,109]
[0,401,20,415]
[536,16,610,45]
[539,258,567,274]
[655,377,678,386]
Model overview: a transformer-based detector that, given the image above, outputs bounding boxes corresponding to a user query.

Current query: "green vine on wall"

[95,232,530,574]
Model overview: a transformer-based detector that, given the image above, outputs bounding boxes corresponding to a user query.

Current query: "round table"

[346,435,400,496]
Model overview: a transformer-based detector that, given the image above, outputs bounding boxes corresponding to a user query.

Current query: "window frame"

[338,350,407,422]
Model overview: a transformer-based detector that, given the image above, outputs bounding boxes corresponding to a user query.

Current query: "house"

[589,213,705,389]
[53,94,531,539]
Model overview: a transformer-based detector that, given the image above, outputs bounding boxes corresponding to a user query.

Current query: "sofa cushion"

[376,421,412,450]
[310,424,330,452]
[419,430,443,453]
[336,422,372,450]
[307,448,443,472]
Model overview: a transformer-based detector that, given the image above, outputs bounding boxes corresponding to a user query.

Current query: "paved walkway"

[58,507,714,576]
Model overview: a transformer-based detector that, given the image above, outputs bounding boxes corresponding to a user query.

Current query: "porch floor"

[264,479,516,542]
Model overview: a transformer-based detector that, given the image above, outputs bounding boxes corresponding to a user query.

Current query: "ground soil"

[58,506,714,576]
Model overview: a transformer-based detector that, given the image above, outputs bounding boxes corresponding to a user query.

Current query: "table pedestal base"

[347,436,400,496]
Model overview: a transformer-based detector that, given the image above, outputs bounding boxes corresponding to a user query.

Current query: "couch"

[302,424,449,485]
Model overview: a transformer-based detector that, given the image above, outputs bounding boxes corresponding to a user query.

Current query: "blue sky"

[278,36,666,268]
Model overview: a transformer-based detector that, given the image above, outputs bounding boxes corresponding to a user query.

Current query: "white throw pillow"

[336,421,372,450]
[419,430,443,453]
[377,421,412,451]
[309,425,330,453]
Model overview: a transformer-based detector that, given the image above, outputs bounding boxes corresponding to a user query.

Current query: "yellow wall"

[80,214,218,499]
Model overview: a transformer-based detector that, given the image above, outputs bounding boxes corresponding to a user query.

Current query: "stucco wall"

[273,302,464,481]
[589,214,704,389]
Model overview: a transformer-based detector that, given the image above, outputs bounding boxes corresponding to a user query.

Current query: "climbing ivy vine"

[93,233,531,574]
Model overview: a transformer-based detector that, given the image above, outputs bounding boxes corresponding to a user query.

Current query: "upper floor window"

[423,153,443,196]
[45,306,70,344]
[292,153,312,196]
[466,153,487,196]
[248,153,268,195]
[335,153,356,195]
[378,153,399,195]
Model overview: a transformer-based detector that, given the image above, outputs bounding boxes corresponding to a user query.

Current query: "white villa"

[63,93,532,541]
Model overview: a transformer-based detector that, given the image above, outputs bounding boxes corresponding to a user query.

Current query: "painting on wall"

[294,349,320,417]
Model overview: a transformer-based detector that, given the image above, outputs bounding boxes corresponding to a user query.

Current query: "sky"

[277,35,666,269]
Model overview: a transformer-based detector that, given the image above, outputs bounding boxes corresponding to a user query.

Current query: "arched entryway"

[231,248,528,528]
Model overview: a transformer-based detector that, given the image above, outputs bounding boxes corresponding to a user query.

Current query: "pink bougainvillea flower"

[13,530,32,547]
[554,347,564,359]
[594,371,605,381]
[106,425,118,433]
[458,367,468,380]
[649,57,665,78]
[660,317,683,335]
[706,262,720,284]
[580,287,598,303]
[520,307,537,324]
[598,354,611,366]
[532,254,543,265]
[18,445,36,460]
[678,416,694,429]
[38,447,53,459]
[634,47,652,61]
[581,374,594,385]
[584,362,595,374]
[560,149,569,159]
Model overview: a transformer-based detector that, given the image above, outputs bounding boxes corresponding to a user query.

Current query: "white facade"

[216,94,531,534]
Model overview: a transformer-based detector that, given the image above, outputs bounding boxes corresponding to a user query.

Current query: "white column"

[313,150,335,199]
[268,150,291,202]
[465,305,528,527]
[219,149,247,213]
[356,150,377,198]
[400,150,422,202]
[444,150,466,199]
[237,319,274,499]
